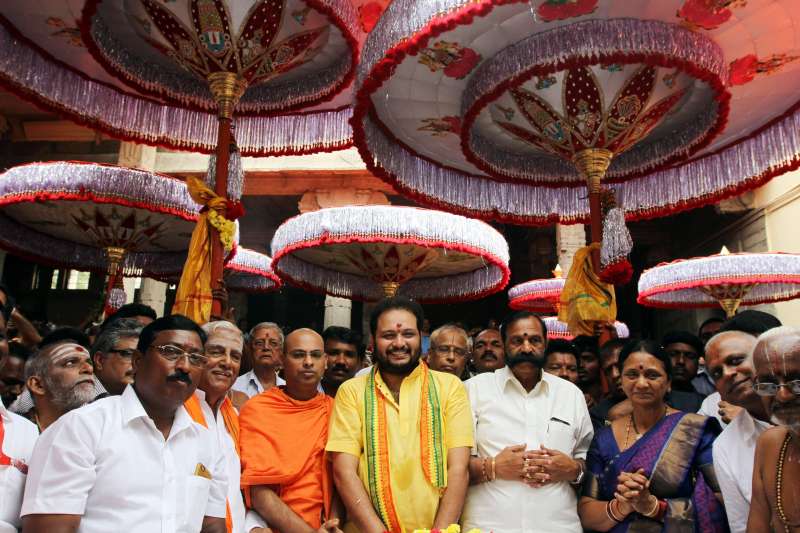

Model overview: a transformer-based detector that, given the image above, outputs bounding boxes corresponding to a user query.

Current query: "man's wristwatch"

[570,461,585,485]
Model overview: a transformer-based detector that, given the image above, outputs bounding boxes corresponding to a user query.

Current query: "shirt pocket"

[545,419,577,456]
[185,476,211,532]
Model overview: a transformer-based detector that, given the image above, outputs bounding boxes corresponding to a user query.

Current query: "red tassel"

[599,258,633,286]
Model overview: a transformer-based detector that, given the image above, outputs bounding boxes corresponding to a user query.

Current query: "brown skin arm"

[432,446,470,529]
[10,307,42,348]
[201,516,227,533]
[250,485,317,533]
[468,444,527,485]
[578,495,625,532]
[229,390,249,411]
[22,514,81,533]
[747,430,778,532]
[331,452,386,533]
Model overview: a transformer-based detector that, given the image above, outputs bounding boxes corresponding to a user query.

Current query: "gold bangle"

[490,457,496,481]
[644,496,660,518]
[608,500,625,523]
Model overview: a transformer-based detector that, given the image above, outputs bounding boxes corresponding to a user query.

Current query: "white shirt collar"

[120,385,195,438]
[497,365,551,396]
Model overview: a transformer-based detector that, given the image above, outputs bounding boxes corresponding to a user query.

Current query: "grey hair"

[24,348,51,382]
[202,320,244,348]
[91,318,142,356]
[429,324,470,353]
[249,322,284,346]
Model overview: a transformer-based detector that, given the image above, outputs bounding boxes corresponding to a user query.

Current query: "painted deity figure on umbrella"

[326,297,474,533]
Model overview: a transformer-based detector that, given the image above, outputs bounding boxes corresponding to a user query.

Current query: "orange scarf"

[184,393,240,532]
[239,388,334,532]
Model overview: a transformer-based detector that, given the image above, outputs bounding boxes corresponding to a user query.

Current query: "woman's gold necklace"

[625,406,667,448]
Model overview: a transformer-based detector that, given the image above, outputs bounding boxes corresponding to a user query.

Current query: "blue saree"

[583,412,728,533]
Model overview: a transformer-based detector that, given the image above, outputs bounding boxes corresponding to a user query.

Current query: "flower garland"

[208,209,235,254]
[411,526,481,533]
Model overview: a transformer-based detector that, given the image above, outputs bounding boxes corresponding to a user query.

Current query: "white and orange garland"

[271,205,510,303]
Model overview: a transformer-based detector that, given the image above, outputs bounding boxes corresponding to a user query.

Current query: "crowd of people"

[0,283,797,533]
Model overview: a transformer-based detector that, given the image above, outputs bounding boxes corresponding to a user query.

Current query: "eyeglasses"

[252,339,281,349]
[204,346,243,364]
[753,380,800,397]
[106,348,137,359]
[151,344,208,367]
[434,345,468,358]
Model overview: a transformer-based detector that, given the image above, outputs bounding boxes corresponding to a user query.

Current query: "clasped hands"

[494,444,579,487]
[613,468,658,517]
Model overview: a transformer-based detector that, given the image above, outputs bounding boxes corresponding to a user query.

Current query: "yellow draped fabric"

[558,243,616,337]
[172,177,231,324]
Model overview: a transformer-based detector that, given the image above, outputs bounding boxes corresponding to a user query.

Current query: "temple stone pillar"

[138,278,168,317]
[556,223,586,275]
[122,277,137,305]
[323,296,352,329]
[118,142,157,169]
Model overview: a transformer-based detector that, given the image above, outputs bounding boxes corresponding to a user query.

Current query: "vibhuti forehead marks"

[49,342,90,364]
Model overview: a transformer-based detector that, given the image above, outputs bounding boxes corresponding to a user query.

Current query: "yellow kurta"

[326,363,474,532]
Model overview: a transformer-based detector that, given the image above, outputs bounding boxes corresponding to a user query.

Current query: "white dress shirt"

[698,391,726,428]
[0,403,38,532]
[22,385,228,533]
[462,368,594,533]
[194,390,246,533]
[713,409,770,533]
[231,370,285,398]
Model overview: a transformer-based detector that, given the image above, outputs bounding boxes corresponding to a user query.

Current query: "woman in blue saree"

[578,340,728,532]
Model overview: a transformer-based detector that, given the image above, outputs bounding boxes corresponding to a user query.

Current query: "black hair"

[39,327,91,350]
[369,297,425,338]
[661,330,704,356]
[101,303,157,331]
[136,314,206,354]
[8,341,32,360]
[599,338,627,362]
[719,310,782,337]
[544,339,579,362]
[698,316,725,334]
[0,284,13,323]
[573,335,599,356]
[618,338,672,378]
[322,326,365,359]
[499,311,547,343]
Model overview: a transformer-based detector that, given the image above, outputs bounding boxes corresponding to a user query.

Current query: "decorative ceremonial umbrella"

[638,247,800,318]
[271,205,510,302]
[154,247,282,293]
[543,316,629,341]
[352,1,800,277]
[508,265,565,313]
[0,161,200,316]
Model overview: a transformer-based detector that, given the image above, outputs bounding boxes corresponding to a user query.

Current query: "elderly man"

[240,329,340,533]
[321,326,363,398]
[327,298,473,533]
[184,321,248,533]
[463,311,593,533]
[233,322,285,398]
[704,329,769,533]
[426,324,470,379]
[91,318,142,396]
[0,306,39,532]
[543,339,579,384]
[747,326,800,532]
[471,329,504,374]
[21,315,228,533]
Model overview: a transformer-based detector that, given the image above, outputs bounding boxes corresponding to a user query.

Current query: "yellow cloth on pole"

[558,243,616,337]
[172,177,230,324]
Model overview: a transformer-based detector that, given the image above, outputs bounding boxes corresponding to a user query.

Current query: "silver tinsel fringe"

[544,316,629,339]
[508,277,565,301]
[601,207,633,269]
[205,147,244,202]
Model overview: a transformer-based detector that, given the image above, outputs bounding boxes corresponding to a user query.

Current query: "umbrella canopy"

[154,247,282,293]
[543,316,629,341]
[271,205,510,302]
[508,275,565,313]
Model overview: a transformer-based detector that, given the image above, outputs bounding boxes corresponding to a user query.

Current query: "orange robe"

[239,387,334,532]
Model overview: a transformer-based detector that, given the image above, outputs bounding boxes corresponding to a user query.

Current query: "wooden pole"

[572,148,613,274]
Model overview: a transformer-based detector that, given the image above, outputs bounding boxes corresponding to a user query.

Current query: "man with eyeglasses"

[426,324,470,379]
[748,326,800,532]
[91,318,142,397]
[21,314,228,533]
[233,322,285,399]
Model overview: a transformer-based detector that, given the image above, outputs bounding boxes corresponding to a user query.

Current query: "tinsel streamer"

[0,23,354,156]
[638,253,800,308]
[544,316,629,340]
[461,18,728,184]
[508,277,565,312]
[205,139,244,202]
[271,205,510,303]
[600,207,633,285]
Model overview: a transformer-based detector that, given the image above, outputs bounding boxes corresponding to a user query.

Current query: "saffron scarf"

[184,393,240,533]
[364,361,446,533]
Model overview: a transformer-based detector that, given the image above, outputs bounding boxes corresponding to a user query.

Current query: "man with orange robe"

[239,329,342,533]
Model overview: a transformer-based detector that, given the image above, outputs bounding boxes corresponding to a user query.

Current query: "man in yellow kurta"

[326,297,474,533]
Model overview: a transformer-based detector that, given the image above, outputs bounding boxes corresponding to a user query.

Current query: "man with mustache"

[462,311,593,533]
[233,322,285,398]
[0,342,28,407]
[705,329,769,533]
[747,326,800,533]
[184,321,247,533]
[471,328,504,374]
[426,324,470,379]
[321,326,363,398]
[21,315,228,533]
[241,329,341,533]
[327,298,473,532]
[91,318,142,397]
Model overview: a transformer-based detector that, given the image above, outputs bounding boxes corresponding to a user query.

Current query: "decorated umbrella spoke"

[271,206,510,302]
[638,247,800,318]
[0,162,201,316]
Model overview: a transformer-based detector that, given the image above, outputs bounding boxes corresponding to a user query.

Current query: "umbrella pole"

[103,246,127,318]
[573,148,613,274]
[207,73,247,318]
[700,283,756,318]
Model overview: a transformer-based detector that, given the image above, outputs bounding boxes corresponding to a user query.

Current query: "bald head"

[282,329,326,396]
[752,326,800,431]
[285,328,323,353]
[705,330,760,410]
